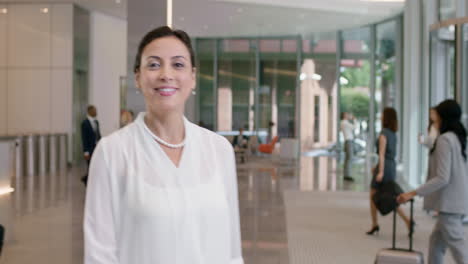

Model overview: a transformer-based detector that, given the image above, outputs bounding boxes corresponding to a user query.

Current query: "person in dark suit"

[81,105,101,186]
[232,127,249,149]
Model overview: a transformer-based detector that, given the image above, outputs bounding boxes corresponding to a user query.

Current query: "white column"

[89,12,127,136]
[403,0,423,187]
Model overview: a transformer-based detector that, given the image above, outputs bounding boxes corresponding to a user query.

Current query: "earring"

[192,90,196,95]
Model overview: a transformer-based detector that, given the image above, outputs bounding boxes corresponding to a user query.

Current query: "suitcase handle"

[392,199,414,251]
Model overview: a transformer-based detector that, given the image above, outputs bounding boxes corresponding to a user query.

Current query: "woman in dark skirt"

[367,107,411,235]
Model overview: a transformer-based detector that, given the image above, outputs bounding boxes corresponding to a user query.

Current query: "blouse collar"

[136,112,190,143]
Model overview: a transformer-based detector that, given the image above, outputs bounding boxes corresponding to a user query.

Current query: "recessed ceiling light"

[360,0,404,2]
[116,0,121,3]
[40,7,49,13]
[0,8,7,14]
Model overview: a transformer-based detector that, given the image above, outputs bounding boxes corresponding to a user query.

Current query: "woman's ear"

[134,71,140,90]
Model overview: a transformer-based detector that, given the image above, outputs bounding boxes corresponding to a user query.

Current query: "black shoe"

[344,176,355,182]
[366,225,380,235]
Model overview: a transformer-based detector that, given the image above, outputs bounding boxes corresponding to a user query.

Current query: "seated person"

[232,127,249,149]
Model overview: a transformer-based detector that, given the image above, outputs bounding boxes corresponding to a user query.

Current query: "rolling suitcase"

[375,199,424,264]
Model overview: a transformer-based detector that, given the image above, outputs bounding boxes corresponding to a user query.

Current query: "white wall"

[89,11,127,136]
[0,4,73,135]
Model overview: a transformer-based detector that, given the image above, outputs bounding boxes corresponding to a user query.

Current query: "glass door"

[429,26,456,107]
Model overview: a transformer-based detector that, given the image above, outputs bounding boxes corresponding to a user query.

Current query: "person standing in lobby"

[81,105,101,186]
[340,112,357,181]
[398,99,468,264]
[83,26,243,264]
[419,107,440,149]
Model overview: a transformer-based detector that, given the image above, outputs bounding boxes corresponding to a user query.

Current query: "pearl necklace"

[143,122,186,149]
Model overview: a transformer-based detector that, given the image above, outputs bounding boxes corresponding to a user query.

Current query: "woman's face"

[135,36,195,115]
[430,109,440,124]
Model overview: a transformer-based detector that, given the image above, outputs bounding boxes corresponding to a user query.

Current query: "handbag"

[372,181,404,216]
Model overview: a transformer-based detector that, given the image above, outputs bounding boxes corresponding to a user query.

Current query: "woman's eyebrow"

[145,55,187,60]
[172,55,187,60]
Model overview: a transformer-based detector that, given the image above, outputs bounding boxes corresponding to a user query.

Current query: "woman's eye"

[147,62,160,69]
[174,62,184,68]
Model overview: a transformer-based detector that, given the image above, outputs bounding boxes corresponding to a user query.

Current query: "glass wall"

[196,39,216,130]
[439,0,457,21]
[302,32,338,149]
[340,26,372,153]
[193,16,403,158]
[429,26,456,106]
[462,24,468,128]
[375,19,403,159]
[217,39,256,132]
[196,37,300,144]
[376,20,398,110]
[259,39,298,139]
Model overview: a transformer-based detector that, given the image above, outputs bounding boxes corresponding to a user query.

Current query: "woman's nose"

[158,65,174,81]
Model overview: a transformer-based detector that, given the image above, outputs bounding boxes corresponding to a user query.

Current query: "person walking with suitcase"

[398,99,468,264]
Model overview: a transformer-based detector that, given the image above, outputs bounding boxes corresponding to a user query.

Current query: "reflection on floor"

[0,154,411,263]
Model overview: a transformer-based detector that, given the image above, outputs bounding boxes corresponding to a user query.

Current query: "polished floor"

[0,153,443,263]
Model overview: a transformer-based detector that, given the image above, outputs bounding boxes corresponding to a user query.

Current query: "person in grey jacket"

[398,99,468,264]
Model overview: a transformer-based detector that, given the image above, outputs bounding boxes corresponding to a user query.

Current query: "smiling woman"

[84,26,244,264]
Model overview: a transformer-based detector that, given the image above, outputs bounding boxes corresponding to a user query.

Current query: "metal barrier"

[49,134,58,174]
[2,133,68,177]
[38,134,48,174]
[58,134,67,170]
[15,136,25,178]
[26,135,38,176]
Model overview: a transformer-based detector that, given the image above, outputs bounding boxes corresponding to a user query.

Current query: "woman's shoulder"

[97,122,139,153]
[437,131,458,145]
[381,128,395,137]
[188,122,233,154]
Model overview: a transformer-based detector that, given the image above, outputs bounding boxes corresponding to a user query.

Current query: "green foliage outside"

[340,89,370,119]
[340,60,370,89]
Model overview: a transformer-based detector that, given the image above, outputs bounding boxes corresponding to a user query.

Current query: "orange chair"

[258,136,279,154]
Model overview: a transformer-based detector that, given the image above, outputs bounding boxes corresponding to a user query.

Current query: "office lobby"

[1,0,468,263]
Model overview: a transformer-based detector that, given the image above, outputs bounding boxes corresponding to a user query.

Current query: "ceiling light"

[312,74,322,81]
[0,187,14,195]
[237,7,243,13]
[0,8,7,14]
[360,0,404,2]
[179,17,185,21]
[40,7,49,13]
[300,73,322,81]
[116,0,121,3]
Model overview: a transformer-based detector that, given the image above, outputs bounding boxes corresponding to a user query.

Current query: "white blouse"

[84,113,243,264]
[420,125,439,149]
